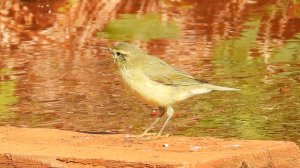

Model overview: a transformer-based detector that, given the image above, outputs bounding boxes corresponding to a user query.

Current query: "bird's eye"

[116,52,122,57]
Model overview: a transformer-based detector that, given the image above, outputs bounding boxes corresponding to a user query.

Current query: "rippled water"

[0,0,299,144]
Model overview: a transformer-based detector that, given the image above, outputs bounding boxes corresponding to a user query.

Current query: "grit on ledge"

[0,127,299,168]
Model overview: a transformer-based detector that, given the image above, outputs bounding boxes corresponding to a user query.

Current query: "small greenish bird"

[109,42,239,136]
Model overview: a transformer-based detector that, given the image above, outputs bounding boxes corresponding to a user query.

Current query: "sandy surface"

[0,126,299,167]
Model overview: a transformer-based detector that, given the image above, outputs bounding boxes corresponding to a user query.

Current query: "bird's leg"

[157,106,174,136]
[141,117,161,136]
[140,106,166,136]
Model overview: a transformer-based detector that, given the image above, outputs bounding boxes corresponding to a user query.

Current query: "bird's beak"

[108,48,117,61]
[107,48,113,54]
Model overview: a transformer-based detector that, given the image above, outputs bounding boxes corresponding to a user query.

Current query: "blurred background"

[0,0,299,144]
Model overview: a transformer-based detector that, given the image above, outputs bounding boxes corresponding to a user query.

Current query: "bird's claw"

[125,133,169,140]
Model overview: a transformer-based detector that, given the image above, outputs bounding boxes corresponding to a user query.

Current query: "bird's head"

[108,42,147,66]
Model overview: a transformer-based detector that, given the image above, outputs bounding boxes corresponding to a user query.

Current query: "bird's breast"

[119,68,193,106]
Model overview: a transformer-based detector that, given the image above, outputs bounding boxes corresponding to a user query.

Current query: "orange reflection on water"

[0,0,299,143]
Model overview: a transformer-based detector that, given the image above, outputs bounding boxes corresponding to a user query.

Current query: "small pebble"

[232,144,241,148]
[224,144,241,148]
[190,145,201,151]
[163,144,169,148]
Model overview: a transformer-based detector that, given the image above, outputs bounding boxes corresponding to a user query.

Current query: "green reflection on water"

[214,18,261,61]
[177,17,300,142]
[272,33,300,62]
[0,68,17,120]
[292,0,300,4]
[98,13,180,40]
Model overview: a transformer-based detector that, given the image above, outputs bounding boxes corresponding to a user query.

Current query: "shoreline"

[0,126,299,167]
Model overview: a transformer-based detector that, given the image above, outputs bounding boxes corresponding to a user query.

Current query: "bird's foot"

[125,133,169,140]
[125,133,156,138]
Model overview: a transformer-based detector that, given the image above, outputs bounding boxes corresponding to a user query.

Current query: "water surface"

[0,0,299,144]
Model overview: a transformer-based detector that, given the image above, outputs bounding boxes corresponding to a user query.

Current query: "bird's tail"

[204,84,240,91]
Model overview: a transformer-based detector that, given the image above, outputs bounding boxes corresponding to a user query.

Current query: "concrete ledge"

[0,126,299,168]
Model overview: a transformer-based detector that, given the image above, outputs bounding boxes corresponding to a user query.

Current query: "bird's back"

[119,55,213,106]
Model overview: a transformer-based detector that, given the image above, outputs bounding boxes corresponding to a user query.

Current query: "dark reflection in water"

[0,0,299,144]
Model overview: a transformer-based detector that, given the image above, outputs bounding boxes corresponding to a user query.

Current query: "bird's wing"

[143,56,205,86]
